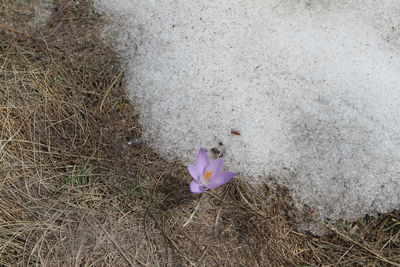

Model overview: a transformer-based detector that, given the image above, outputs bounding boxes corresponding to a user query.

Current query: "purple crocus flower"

[188,148,235,194]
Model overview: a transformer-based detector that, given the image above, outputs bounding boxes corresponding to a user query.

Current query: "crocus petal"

[207,171,235,189]
[190,181,207,194]
[204,158,224,178]
[195,148,210,174]
[188,164,200,180]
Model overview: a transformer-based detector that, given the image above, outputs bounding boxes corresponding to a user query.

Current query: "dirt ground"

[0,0,399,266]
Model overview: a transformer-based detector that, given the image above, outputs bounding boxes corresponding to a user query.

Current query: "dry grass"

[0,0,399,266]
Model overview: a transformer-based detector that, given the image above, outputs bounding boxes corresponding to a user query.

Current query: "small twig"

[0,24,30,37]
[0,126,22,152]
[99,71,123,111]
[237,186,268,219]
[336,245,354,265]
[195,247,208,265]
[94,220,144,267]
[214,192,228,234]
[147,210,195,265]
[183,194,205,227]
[0,24,23,34]
[324,223,400,267]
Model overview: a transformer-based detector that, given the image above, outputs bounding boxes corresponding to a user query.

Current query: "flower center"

[204,171,213,180]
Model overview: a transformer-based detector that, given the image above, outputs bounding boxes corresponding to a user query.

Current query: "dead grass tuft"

[0,0,399,266]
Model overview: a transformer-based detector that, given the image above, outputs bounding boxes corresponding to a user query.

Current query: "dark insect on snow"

[231,130,241,135]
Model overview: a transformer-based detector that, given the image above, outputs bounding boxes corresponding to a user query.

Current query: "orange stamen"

[204,171,213,180]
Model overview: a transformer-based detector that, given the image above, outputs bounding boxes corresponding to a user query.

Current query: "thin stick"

[0,24,29,37]
[214,192,228,234]
[183,194,205,227]
[91,219,149,267]
[99,71,123,111]
[324,223,400,267]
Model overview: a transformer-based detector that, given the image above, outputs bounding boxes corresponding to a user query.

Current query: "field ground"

[0,0,399,266]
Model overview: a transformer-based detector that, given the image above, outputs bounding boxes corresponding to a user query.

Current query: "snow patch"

[31,1,54,28]
[93,0,400,221]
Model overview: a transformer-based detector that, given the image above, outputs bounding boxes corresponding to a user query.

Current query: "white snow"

[31,0,54,28]
[93,0,400,221]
